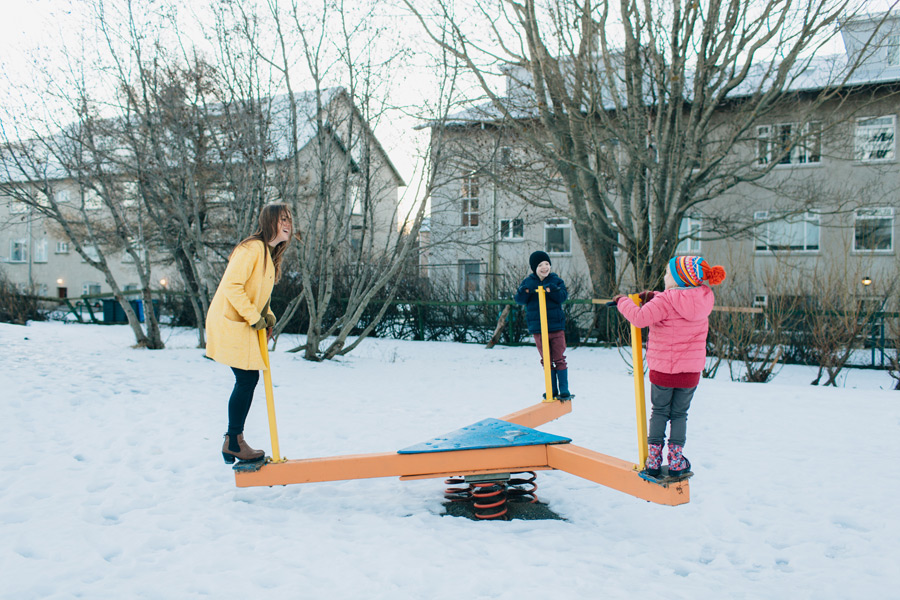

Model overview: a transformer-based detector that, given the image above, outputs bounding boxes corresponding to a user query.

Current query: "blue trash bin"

[131,299,144,322]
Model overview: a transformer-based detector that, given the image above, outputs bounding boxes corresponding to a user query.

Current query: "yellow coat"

[205,240,276,371]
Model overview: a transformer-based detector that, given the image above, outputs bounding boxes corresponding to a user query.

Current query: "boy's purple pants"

[533,330,567,370]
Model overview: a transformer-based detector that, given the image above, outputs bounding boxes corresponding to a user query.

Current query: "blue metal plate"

[398,418,571,454]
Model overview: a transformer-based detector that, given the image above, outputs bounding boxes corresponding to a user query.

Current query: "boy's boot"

[542,369,559,400]
[222,433,265,464]
[556,368,571,400]
[644,443,663,477]
[666,443,691,477]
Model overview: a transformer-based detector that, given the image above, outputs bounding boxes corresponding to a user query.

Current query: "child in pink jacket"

[614,255,726,478]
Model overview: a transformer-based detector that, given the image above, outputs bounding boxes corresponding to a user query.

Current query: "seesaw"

[236,289,689,512]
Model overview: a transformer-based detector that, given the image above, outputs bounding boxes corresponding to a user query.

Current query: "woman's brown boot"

[222,433,265,464]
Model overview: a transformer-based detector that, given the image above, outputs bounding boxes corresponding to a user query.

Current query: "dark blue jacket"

[514,272,568,334]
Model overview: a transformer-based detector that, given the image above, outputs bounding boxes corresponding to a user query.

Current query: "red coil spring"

[443,471,538,520]
[507,471,538,504]
[472,482,508,519]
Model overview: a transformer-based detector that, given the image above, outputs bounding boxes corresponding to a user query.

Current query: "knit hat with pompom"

[668,255,727,287]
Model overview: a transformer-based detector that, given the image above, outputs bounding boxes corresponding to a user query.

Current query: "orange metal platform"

[234,400,690,506]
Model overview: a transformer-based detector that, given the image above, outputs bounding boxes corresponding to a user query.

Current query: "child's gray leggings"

[648,384,697,447]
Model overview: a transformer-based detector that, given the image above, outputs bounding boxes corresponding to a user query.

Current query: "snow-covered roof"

[1,86,404,187]
[435,12,900,128]
[435,52,900,129]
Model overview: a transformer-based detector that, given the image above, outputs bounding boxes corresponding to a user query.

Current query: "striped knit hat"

[668,255,727,287]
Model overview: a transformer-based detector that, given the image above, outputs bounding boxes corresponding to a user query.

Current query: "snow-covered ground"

[2,321,897,599]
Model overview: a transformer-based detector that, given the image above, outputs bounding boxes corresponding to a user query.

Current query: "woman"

[206,202,296,463]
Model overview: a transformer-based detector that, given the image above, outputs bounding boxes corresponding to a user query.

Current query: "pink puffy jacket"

[615,286,715,374]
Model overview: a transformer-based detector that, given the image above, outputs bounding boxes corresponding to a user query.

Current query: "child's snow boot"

[542,369,559,400]
[644,443,663,477]
[556,368,572,400]
[666,443,691,477]
[222,433,265,464]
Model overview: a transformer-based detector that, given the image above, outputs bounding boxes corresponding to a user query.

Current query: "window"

[756,126,771,166]
[461,177,479,227]
[10,240,27,262]
[33,239,48,263]
[82,282,101,296]
[350,225,364,253]
[84,190,102,211]
[56,241,69,254]
[853,207,893,252]
[121,237,142,263]
[855,116,895,162]
[500,146,512,166]
[349,184,363,216]
[82,246,100,263]
[676,216,703,253]
[458,260,482,299]
[545,218,572,254]
[758,122,821,166]
[9,200,28,214]
[121,182,139,208]
[499,218,524,240]
[754,211,820,252]
[887,35,900,67]
[55,190,71,204]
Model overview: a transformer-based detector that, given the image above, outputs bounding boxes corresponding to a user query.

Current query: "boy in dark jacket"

[514,251,572,399]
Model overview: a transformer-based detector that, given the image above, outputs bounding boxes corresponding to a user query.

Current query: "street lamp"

[862,276,872,287]
[159,278,168,288]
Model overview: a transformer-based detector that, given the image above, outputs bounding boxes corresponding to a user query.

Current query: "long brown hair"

[234,202,298,283]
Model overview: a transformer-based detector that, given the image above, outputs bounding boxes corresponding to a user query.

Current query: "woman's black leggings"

[227,367,260,435]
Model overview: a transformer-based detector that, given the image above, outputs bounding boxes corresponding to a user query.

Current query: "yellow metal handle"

[628,294,648,470]
[537,286,554,402]
[257,329,282,462]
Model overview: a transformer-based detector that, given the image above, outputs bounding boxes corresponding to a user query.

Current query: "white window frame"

[676,216,703,254]
[121,182,139,208]
[855,116,896,162]
[82,245,100,263]
[461,176,479,228]
[458,259,482,298]
[84,190,103,211]
[10,239,28,262]
[82,282,102,297]
[544,218,572,255]
[756,125,771,166]
[55,190,71,204]
[56,241,69,254]
[853,207,894,252]
[349,224,364,253]
[498,218,524,241]
[349,184,363,216]
[754,211,820,253]
[121,237,143,263]
[9,200,29,214]
[758,122,821,166]
[33,239,48,263]
[887,35,900,67]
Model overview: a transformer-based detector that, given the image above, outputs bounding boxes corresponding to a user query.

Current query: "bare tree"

[404,0,899,296]
[224,0,458,361]
[0,96,167,348]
